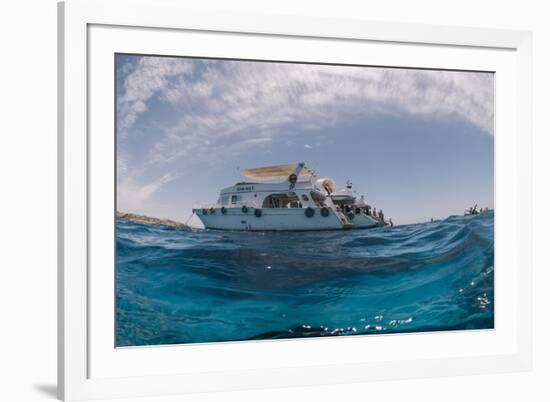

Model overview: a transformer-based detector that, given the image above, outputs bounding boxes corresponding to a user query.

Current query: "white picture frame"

[58,0,533,400]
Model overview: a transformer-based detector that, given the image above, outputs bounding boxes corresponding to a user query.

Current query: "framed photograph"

[58,0,533,400]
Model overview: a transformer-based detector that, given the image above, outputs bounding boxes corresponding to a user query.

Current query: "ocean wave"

[116,211,494,346]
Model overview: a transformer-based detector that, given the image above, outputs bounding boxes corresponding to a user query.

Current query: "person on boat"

[379,209,385,222]
[366,205,372,216]
[322,179,333,195]
[389,218,394,227]
[373,208,377,217]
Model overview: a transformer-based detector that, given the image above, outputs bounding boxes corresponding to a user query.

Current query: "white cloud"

[117,171,177,213]
[117,57,194,135]
[242,137,272,145]
[304,144,313,149]
[120,58,493,165]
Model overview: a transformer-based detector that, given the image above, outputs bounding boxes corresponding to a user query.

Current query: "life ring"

[209,207,215,214]
[241,205,249,213]
[202,208,208,215]
[254,209,262,218]
[305,207,315,218]
[321,207,330,217]
[221,206,227,214]
[347,212,355,220]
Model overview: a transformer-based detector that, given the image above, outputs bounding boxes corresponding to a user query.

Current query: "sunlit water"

[116,211,494,346]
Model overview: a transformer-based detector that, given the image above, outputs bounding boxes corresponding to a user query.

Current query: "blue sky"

[116,54,494,225]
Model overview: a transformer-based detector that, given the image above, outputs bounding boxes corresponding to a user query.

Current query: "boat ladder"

[335,210,353,229]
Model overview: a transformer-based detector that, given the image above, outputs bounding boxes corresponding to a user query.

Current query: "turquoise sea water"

[116,211,494,346]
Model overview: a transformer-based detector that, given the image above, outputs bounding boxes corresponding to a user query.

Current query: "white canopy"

[240,163,315,181]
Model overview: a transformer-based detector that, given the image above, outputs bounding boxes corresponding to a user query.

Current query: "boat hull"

[196,207,344,231]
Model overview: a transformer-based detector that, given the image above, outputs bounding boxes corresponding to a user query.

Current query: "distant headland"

[116,211,186,228]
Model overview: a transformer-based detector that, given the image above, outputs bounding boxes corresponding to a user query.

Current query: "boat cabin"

[215,163,333,210]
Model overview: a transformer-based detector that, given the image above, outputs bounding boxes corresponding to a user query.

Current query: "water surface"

[116,212,494,346]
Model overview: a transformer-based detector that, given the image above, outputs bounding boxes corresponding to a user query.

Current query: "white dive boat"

[193,162,387,231]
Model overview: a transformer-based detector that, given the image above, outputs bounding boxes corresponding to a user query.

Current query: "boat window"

[301,194,309,202]
[231,195,238,204]
[262,193,300,208]
[220,196,229,205]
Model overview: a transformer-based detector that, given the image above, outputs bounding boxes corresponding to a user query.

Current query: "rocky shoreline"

[116,211,186,228]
